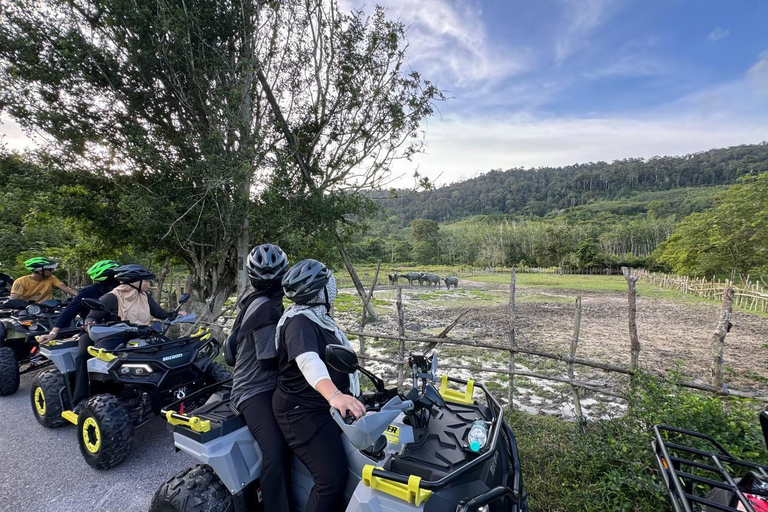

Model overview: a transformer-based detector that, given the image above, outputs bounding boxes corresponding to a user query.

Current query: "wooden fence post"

[569,296,583,418]
[339,247,378,321]
[396,287,405,387]
[622,267,641,382]
[711,284,734,390]
[508,268,517,408]
[359,260,382,367]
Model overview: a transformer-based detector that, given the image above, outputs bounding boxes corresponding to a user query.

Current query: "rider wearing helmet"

[71,263,180,411]
[9,257,77,302]
[227,244,292,511]
[272,259,365,512]
[38,260,121,344]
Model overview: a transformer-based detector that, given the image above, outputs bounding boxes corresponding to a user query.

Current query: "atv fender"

[173,424,263,494]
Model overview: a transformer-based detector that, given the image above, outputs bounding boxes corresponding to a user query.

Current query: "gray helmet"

[114,264,156,283]
[282,259,330,304]
[246,244,289,284]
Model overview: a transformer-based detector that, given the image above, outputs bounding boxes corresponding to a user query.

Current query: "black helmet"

[246,244,289,284]
[282,259,329,304]
[113,264,156,283]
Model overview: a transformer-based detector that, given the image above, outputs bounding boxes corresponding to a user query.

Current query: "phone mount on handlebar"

[408,352,438,392]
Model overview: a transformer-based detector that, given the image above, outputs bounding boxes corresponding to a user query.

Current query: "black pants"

[273,391,348,512]
[72,333,126,406]
[238,391,293,512]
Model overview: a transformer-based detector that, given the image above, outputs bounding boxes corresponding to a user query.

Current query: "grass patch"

[509,372,766,512]
[333,292,390,314]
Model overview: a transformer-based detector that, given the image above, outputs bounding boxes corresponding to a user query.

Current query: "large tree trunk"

[184,250,238,340]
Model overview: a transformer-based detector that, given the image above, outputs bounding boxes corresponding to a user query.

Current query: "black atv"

[652,411,768,511]
[0,298,77,396]
[30,294,232,470]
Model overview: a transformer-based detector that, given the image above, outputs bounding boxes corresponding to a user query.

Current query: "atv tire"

[31,369,69,427]
[0,346,19,396]
[77,394,133,470]
[149,464,233,512]
[205,362,232,385]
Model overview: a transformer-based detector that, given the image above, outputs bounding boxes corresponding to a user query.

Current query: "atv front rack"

[653,424,768,512]
[368,376,523,510]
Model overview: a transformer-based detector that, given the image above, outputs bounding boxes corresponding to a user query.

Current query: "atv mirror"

[178,293,190,305]
[325,345,359,374]
[761,410,768,450]
[82,298,106,311]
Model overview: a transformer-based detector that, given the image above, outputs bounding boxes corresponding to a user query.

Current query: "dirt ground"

[335,276,768,419]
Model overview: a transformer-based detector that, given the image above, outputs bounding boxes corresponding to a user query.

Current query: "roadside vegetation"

[510,372,766,512]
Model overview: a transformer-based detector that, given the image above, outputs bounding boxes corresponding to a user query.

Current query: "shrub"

[508,371,765,512]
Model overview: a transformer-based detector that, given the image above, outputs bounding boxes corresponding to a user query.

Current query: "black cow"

[443,276,459,289]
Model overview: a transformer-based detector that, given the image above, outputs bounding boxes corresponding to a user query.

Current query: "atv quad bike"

[0,298,77,396]
[30,294,232,470]
[652,410,768,511]
[150,346,527,512]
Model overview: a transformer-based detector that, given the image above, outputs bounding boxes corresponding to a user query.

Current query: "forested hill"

[379,143,768,225]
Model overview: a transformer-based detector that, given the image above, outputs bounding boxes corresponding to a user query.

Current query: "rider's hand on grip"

[330,392,366,420]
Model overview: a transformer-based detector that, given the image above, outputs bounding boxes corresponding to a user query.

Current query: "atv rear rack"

[653,424,768,512]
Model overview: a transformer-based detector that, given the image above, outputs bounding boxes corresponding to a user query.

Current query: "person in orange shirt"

[9,257,77,302]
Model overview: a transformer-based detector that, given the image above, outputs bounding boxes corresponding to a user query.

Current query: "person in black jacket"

[273,259,365,512]
[71,263,180,411]
[227,244,292,511]
[37,260,121,344]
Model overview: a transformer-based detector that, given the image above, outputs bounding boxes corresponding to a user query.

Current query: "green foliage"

[511,372,766,512]
[410,219,439,263]
[380,144,768,225]
[658,173,768,279]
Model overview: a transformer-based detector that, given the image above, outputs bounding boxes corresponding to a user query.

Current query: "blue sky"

[2,1,767,186]
[349,0,768,185]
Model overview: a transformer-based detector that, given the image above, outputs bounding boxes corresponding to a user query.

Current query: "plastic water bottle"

[467,420,488,452]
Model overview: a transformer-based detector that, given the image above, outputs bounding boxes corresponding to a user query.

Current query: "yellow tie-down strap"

[190,326,212,341]
[439,374,475,405]
[165,411,211,433]
[362,465,432,506]
[87,346,117,362]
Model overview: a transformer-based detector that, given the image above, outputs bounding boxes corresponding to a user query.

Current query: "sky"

[2,0,768,186]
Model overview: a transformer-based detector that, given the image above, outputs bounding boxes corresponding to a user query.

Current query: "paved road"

[0,370,196,512]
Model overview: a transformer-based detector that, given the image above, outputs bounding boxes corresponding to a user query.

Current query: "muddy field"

[333,273,768,419]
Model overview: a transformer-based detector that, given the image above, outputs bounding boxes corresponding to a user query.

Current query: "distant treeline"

[377,143,768,225]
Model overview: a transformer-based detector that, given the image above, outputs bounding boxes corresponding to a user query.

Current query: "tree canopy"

[0,0,442,318]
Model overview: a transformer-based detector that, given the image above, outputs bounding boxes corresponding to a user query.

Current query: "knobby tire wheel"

[77,394,133,470]
[149,464,233,512]
[0,346,20,396]
[31,369,69,427]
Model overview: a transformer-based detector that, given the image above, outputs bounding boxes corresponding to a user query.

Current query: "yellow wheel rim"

[82,417,101,454]
[34,387,46,416]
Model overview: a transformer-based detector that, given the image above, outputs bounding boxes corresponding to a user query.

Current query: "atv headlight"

[25,304,41,316]
[119,363,154,376]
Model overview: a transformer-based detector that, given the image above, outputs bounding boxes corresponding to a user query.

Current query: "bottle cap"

[470,440,481,452]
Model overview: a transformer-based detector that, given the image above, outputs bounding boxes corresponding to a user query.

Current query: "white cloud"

[748,51,768,91]
[707,27,729,42]
[0,116,36,152]
[555,0,615,64]
[346,0,528,89]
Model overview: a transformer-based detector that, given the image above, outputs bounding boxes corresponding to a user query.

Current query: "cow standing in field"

[401,272,422,286]
[422,273,441,287]
[388,272,398,285]
[443,276,459,289]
